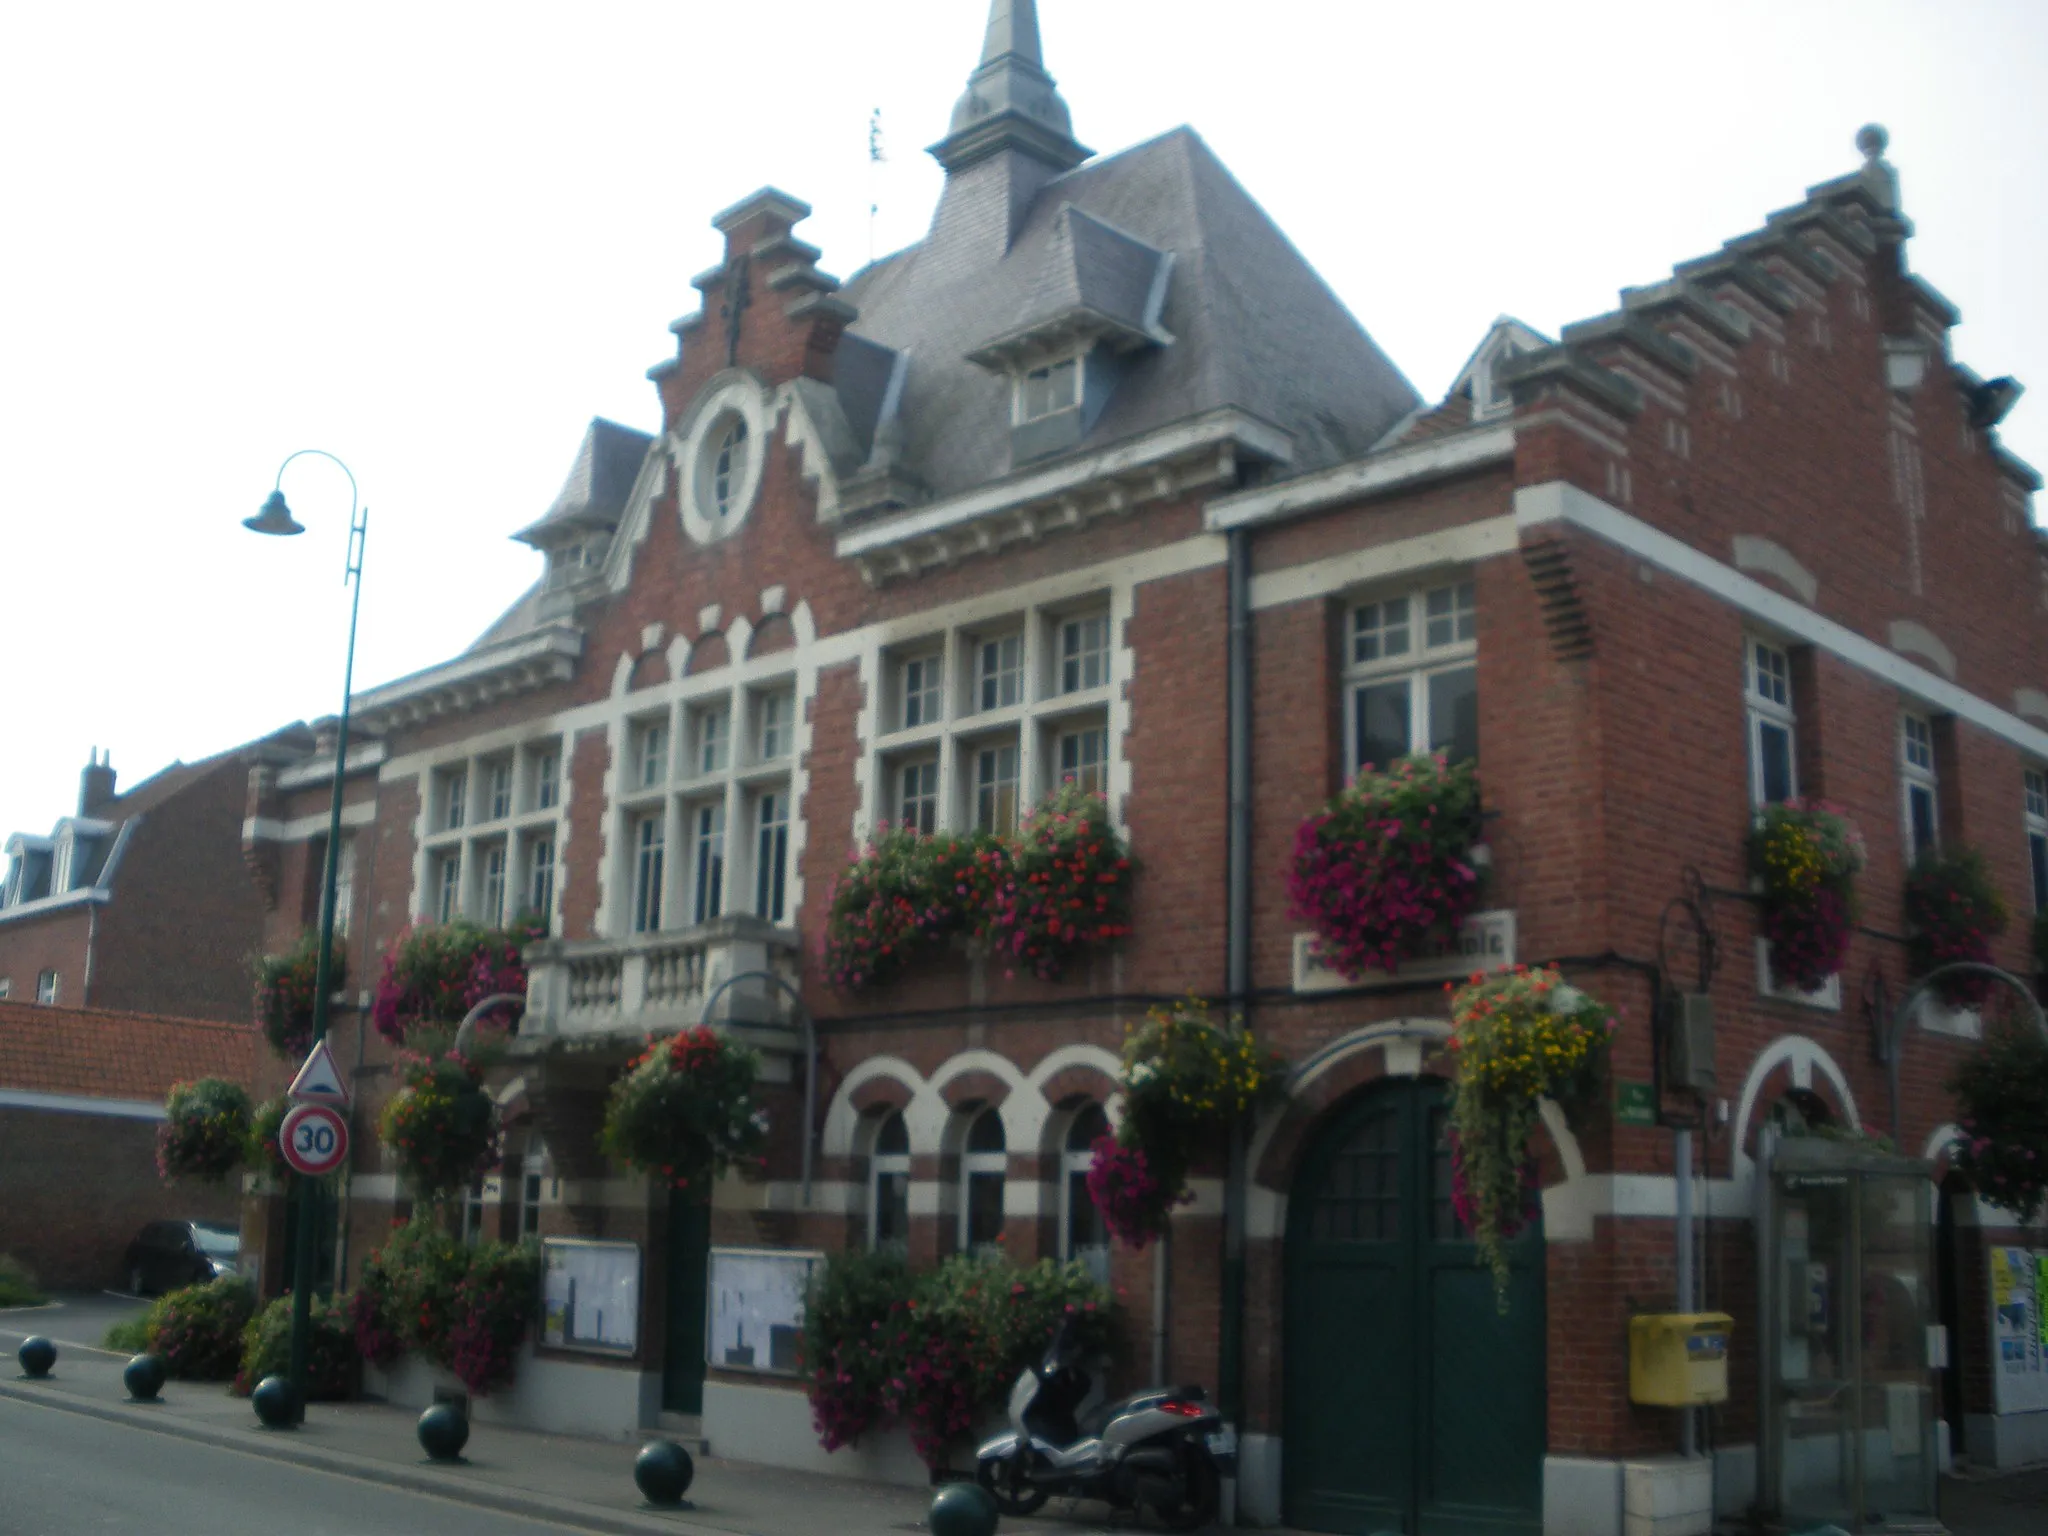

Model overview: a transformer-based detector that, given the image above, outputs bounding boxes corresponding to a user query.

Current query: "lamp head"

[243,489,305,537]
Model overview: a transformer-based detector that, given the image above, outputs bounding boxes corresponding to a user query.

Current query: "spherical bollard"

[633,1439,696,1505]
[417,1401,470,1462]
[251,1373,302,1429]
[123,1353,167,1401]
[16,1337,56,1378]
[928,1480,1000,1536]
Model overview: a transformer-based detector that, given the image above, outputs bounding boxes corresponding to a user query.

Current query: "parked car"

[123,1220,240,1297]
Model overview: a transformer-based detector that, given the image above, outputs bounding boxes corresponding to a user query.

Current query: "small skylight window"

[1020,357,1080,422]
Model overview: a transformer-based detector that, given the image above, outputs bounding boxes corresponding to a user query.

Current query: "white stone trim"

[242,799,379,844]
[1887,618,1958,680]
[0,1088,164,1121]
[672,373,773,546]
[1729,1032,1862,1187]
[277,739,388,789]
[1206,423,1515,531]
[2016,687,2048,726]
[1517,481,2048,761]
[1247,515,1518,612]
[1731,534,1819,605]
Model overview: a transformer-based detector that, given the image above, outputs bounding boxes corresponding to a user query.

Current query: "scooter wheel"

[1156,1451,1221,1532]
[977,1455,1050,1516]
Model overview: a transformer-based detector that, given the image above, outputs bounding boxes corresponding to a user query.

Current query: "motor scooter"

[974,1320,1234,1529]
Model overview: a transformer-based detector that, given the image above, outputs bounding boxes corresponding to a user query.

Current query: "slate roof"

[514,417,655,546]
[840,126,1419,501]
[0,1001,258,1102]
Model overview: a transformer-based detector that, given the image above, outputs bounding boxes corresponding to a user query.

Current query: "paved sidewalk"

[0,1313,1176,1535]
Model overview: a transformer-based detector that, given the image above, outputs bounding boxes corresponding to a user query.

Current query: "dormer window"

[51,838,73,895]
[1019,357,1080,423]
[1473,343,1524,419]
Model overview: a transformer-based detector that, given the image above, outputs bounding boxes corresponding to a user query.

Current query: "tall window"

[519,1159,544,1239]
[1056,727,1107,794]
[487,760,513,821]
[754,792,789,922]
[480,844,507,926]
[1746,638,1797,806]
[974,742,1021,835]
[534,750,560,811]
[434,852,461,924]
[898,760,939,834]
[960,1107,1006,1256]
[631,813,665,933]
[35,970,58,1005]
[693,704,730,776]
[330,837,356,938]
[526,836,555,924]
[636,719,670,789]
[902,655,943,729]
[1901,714,1939,862]
[1061,1104,1112,1285]
[712,418,749,519]
[1059,614,1110,694]
[1019,357,1079,421]
[869,1112,910,1254]
[2026,768,2047,911]
[757,690,794,761]
[1344,580,1478,776]
[691,803,725,924]
[443,768,468,831]
[976,634,1024,711]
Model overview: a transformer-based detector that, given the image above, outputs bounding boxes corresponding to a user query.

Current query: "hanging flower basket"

[371,916,543,1047]
[1948,1018,2048,1223]
[1904,847,2009,1008]
[252,930,345,1060]
[378,1055,498,1202]
[157,1078,254,1184]
[599,1025,767,1190]
[1446,966,1617,1306]
[1289,752,1483,980]
[1100,997,1284,1247]
[988,783,1134,981]
[1748,799,1866,991]
[246,1095,292,1178]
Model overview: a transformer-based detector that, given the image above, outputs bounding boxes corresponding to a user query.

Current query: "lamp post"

[246,449,367,1416]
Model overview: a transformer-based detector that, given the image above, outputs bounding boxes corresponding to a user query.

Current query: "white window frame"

[480,842,507,927]
[897,757,939,834]
[1746,637,1798,808]
[520,1162,544,1239]
[753,790,789,923]
[692,703,731,777]
[635,719,670,790]
[0,979,10,1000]
[486,759,513,822]
[1341,578,1478,778]
[525,834,555,928]
[1059,1103,1112,1285]
[631,812,665,934]
[868,1112,911,1254]
[1017,355,1081,423]
[901,653,944,730]
[1057,613,1110,695]
[443,768,468,832]
[689,801,726,924]
[330,837,356,938]
[972,739,1021,835]
[35,969,58,1005]
[974,632,1025,713]
[2025,768,2047,913]
[533,748,560,811]
[1901,713,1939,863]
[958,1106,1007,1256]
[1055,724,1107,795]
[709,417,750,520]
[756,689,794,763]
[433,851,461,924]
[416,738,568,927]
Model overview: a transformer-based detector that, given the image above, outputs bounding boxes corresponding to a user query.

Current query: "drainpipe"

[1219,527,1253,1499]
[1675,1125,1696,1459]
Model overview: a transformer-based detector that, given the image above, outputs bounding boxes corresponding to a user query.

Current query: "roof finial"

[930,0,1089,175]
[1856,123,1888,162]
[979,0,1044,67]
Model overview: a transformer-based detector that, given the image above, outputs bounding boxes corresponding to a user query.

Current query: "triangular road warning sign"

[288,1039,352,1107]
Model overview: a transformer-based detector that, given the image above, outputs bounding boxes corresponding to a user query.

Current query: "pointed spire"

[930,0,1089,175]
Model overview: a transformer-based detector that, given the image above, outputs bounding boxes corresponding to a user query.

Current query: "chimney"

[78,747,116,817]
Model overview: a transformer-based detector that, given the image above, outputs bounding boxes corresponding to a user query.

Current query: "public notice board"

[1988,1245,2048,1415]
[707,1247,821,1375]
[541,1238,641,1355]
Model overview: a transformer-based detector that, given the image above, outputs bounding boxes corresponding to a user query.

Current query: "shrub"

[987,784,1134,981]
[0,1253,47,1308]
[349,1216,539,1394]
[1949,1018,2048,1224]
[599,1026,766,1191]
[235,1293,356,1399]
[379,1054,498,1203]
[446,1241,542,1395]
[1905,848,2010,1007]
[253,929,345,1059]
[156,1077,254,1184]
[1289,752,1483,980]
[371,916,543,1047]
[1446,966,1617,1306]
[102,1315,151,1353]
[801,1251,1114,1468]
[1748,799,1866,991]
[146,1275,258,1380]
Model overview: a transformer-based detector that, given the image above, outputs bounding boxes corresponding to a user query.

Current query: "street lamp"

[246,448,367,1417]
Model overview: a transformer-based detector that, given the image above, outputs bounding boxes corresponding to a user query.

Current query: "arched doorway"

[1283,1077,1545,1535]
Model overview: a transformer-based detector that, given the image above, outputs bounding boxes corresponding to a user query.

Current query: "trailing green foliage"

[235,1293,357,1399]
[1950,1018,2048,1224]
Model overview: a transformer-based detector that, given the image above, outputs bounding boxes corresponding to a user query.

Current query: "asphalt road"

[0,1292,151,1355]
[0,1394,601,1535]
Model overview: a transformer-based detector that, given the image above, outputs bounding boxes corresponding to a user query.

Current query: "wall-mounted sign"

[542,1238,640,1356]
[1291,910,1515,994]
[708,1247,822,1375]
[1614,1081,1659,1128]
[1989,1246,2048,1415]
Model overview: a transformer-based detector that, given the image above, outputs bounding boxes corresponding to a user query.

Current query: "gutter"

[1205,423,1514,532]
[1218,525,1253,1459]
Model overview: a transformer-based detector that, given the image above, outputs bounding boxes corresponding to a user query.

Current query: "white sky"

[2,0,2044,842]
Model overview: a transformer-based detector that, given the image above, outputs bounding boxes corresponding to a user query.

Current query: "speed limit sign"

[279,1102,350,1177]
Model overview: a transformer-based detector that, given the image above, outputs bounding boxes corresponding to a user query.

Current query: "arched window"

[869,1111,910,1254]
[960,1106,1007,1256]
[712,418,749,519]
[1060,1103,1111,1283]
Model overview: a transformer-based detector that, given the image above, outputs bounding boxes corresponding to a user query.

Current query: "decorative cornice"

[350,625,583,734]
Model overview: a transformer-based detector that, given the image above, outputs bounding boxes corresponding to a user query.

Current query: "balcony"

[519,915,801,1044]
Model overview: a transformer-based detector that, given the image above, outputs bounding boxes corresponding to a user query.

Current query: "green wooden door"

[1284,1079,1545,1536]
[663,1191,711,1414]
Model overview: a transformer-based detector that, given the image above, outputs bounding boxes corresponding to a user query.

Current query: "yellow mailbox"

[1629,1312,1733,1406]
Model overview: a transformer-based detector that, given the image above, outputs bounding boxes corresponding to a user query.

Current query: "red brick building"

[0,1001,254,1288]
[0,735,307,1022]
[242,5,2047,1530]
